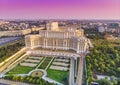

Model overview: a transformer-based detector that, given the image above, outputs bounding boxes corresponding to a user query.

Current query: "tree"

[36,79,40,84]
[110,76,118,85]
[98,79,112,85]
[117,78,120,85]
[117,67,120,72]
[32,79,36,84]
[26,76,30,82]
[28,78,33,83]
[20,76,27,82]
[12,76,19,81]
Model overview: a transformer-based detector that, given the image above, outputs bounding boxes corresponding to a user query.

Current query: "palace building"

[25,22,89,53]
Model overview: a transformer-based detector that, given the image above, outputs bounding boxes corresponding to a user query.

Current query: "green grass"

[39,61,50,69]
[45,57,52,61]
[47,69,69,84]
[38,57,52,69]
[7,65,34,74]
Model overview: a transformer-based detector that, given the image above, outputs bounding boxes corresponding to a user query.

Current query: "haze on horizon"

[0,0,120,20]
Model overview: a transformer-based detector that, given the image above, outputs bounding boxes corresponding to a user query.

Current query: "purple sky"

[0,0,120,20]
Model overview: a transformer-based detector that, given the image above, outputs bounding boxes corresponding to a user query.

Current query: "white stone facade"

[25,28,89,53]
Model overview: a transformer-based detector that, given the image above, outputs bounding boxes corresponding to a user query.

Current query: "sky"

[0,0,120,20]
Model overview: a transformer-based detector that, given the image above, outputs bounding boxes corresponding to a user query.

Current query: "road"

[0,48,27,75]
[69,57,75,85]
[0,37,22,46]
[0,54,28,78]
[76,54,84,85]
[0,83,9,85]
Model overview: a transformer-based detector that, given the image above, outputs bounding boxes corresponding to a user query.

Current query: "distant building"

[46,22,59,31]
[0,29,31,37]
[119,23,120,27]
[104,34,115,40]
[106,27,120,33]
[0,21,9,25]
[31,27,44,32]
[98,26,106,33]
[115,28,120,34]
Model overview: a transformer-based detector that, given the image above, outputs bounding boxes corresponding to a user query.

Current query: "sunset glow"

[0,0,120,19]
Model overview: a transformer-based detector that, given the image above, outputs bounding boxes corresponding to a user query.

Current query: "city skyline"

[0,0,120,20]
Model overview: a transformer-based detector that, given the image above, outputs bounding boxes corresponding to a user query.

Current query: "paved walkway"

[43,76,63,85]
[0,79,35,85]
[28,50,80,58]
[76,54,84,85]
[69,57,75,85]
[35,57,46,69]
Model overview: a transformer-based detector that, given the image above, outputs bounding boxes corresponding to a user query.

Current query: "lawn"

[38,61,50,69]
[38,57,52,69]
[7,65,34,74]
[47,69,69,84]
[45,57,52,61]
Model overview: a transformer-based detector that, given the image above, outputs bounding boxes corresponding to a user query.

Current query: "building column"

[43,39,45,48]
[77,42,79,53]
[46,39,47,48]
[56,39,58,50]
[53,39,55,49]
[75,57,77,77]
[31,39,34,49]
[66,40,68,50]
[63,40,67,50]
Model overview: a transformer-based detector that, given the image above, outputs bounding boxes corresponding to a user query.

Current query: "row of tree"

[0,39,24,63]
[4,75,56,85]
